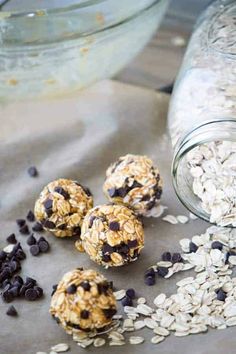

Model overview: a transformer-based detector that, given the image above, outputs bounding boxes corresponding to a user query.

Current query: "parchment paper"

[0,81,233,354]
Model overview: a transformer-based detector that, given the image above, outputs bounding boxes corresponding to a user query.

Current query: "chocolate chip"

[27,166,38,177]
[38,240,49,253]
[25,288,38,301]
[81,310,89,319]
[79,281,91,291]
[102,243,114,255]
[16,219,25,227]
[157,266,168,277]
[25,277,36,285]
[6,233,17,244]
[117,187,127,198]
[116,243,129,254]
[82,186,92,197]
[51,284,58,296]
[108,188,118,198]
[89,215,96,228]
[126,288,135,299]
[19,285,27,297]
[26,210,35,222]
[19,224,29,235]
[30,244,40,256]
[97,282,110,295]
[127,239,138,248]
[67,284,77,294]
[189,242,198,253]
[12,275,23,285]
[102,254,111,262]
[103,308,116,319]
[162,252,172,262]
[57,223,66,230]
[155,188,162,199]
[32,222,43,232]
[54,186,70,200]
[109,221,120,231]
[145,268,155,277]
[121,296,133,306]
[216,288,226,301]
[43,220,55,229]
[141,194,150,201]
[0,250,7,261]
[147,200,156,210]
[6,305,18,316]
[172,253,182,263]
[34,286,43,298]
[27,234,36,246]
[145,276,155,286]
[15,249,26,261]
[44,199,53,210]
[2,290,14,303]
[8,286,19,298]
[211,241,223,250]
[131,181,142,189]
[73,226,81,236]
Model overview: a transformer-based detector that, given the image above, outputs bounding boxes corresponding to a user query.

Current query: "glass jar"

[168,0,236,226]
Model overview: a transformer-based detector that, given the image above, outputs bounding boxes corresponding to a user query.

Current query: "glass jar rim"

[172,118,236,222]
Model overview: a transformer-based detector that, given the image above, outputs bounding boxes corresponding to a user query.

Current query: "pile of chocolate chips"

[144,251,183,286]
[1,210,48,316]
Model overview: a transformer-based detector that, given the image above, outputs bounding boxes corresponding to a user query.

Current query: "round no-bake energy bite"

[34,178,93,237]
[50,268,116,335]
[103,154,163,216]
[76,204,144,267]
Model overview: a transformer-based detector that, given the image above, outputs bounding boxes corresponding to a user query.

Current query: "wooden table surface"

[115,0,209,90]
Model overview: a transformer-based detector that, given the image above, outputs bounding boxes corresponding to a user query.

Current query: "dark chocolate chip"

[19,285,27,297]
[130,180,142,189]
[16,219,25,227]
[25,277,36,285]
[38,240,49,253]
[43,220,55,229]
[157,266,168,277]
[67,284,77,294]
[79,281,91,291]
[6,233,17,244]
[97,282,110,295]
[162,252,172,262]
[25,288,38,301]
[51,284,58,296]
[54,186,70,200]
[211,241,223,251]
[26,210,35,222]
[89,215,96,228]
[109,221,120,231]
[30,244,40,256]
[141,194,150,201]
[121,296,133,306]
[81,310,89,319]
[2,290,14,303]
[44,199,53,210]
[145,276,155,286]
[103,308,116,319]
[126,288,135,299]
[19,224,29,235]
[73,226,81,236]
[57,223,66,230]
[12,275,23,285]
[172,253,183,263]
[102,254,111,263]
[82,186,92,197]
[116,243,129,254]
[8,286,19,298]
[0,250,7,261]
[117,187,127,198]
[27,234,36,246]
[147,200,156,210]
[155,188,162,200]
[145,268,155,277]
[216,289,227,301]
[102,243,114,255]
[189,242,198,253]
[27,166,38,177]
[15,249,26,261]
[32,222,44,232]
[6,305,18,316]
[34,286,43,298]
[127,239,138,248]
[108,188,118,198]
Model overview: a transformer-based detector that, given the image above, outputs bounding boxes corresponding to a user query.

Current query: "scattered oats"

[160,314,175,328]
[154,293,166,307]
[124,306,136,314]
[151,335,165,344]
[113,314,123,320]
[36,352,47,354]
[164,268,174,278]
[145,204,167,218]
[114,290,126,300]
[176,277,194,287]
[77,339,94,348]
[109,341,125,346]
[226,317,236,326]
[134,320,146,330]
[144,318,158,329]
[137,297,146,304]
[229,256,236,265]
[153,327,170,336]
[156,261,172,268]
[174,331,190,337]
[179,238,190,252]
[136,304,154,316]
[3,244,15,253]
[162,215,178,224]
[129,336,145,345]
[93,338,106,347]
[108,331,125,341]
[177,215,189,224]
[123,318,134,331]
[50,344,69,353]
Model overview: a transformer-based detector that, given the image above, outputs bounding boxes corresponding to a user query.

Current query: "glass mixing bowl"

[0,0,169,101]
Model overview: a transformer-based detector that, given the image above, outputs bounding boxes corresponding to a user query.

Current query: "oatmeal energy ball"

[50,268,116,335]
[76,204,144,267]
[103,154,163,216]
[34,178,93,237]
